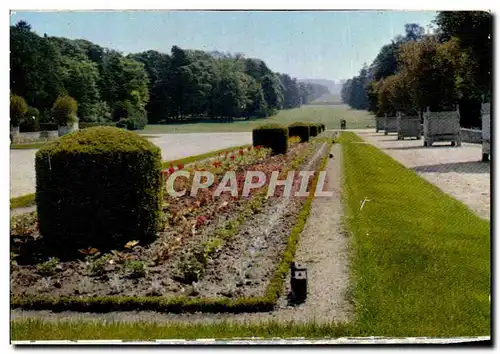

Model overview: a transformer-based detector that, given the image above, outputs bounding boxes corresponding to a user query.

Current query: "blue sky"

[10,10,438,81]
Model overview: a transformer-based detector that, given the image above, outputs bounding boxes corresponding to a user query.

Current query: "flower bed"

[10,135,333,313]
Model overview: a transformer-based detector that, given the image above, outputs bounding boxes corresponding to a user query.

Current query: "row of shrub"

[11,94,146,133]
[252,122,326,155]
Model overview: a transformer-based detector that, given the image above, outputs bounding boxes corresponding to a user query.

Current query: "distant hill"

[298,79,345,96]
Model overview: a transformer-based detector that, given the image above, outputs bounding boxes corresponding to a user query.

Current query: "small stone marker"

[290,262,307,303]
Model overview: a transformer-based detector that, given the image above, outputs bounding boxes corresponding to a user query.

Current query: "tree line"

[10,21,330,130]
[341,11,492,128]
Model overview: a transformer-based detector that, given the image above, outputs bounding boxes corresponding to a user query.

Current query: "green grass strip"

[341,131,490,337]
[10,193,36,210]
[10,142,49,150]
[161,145,250,169]
[11,318,357,341]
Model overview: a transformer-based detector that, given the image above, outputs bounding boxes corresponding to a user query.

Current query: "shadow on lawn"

[412,161,490,174]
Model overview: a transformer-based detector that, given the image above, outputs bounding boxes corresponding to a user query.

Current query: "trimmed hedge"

[11,137,332,314]
[288,122,310,142]
[309,124,319,137]
[35,126,162,256]
[252,123,288,155]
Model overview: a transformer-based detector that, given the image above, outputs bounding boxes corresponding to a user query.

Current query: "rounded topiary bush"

[52,95,78,126]
[35,126,162,255]
[10,94,28,127]
[309,124,319,137]
[20,107,40,132]
[288,122,310,142]
[252,123,288,155]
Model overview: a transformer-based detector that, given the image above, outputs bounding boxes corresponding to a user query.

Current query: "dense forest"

[10,21,330,130]
[341,11,492,128]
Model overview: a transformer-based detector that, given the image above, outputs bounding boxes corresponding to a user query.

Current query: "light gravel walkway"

[10,132,252,198]
[355,130,490,220]
[11,140,351,325]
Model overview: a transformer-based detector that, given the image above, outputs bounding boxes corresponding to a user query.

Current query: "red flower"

[255,145,261,150]
[213,161,222,168]
[177,163,184,170]
[196,215,207,227]
[230,155,236,160]
[168,167,175,174]
[247,146,252,151]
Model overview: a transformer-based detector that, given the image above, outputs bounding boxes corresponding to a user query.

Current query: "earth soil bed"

[10,137,330,305]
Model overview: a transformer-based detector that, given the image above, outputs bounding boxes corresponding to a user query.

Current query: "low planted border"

[11,138,334,313]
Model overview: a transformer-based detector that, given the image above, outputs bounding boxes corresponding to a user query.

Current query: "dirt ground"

[355,130,490,220]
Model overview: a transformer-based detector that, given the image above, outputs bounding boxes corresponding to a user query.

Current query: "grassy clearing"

[142,105,375,134]
[341,131,490,337]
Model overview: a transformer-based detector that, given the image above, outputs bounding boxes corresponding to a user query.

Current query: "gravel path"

[11,140,352,325]
[355,130,490,220]
[9,132,252,198]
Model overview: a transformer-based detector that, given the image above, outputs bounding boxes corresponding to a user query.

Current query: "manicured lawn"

[141,105,375,134]
[10,142,49,150]
[11,319,356,341]
[341,132,490,337]
[11,131,489,340]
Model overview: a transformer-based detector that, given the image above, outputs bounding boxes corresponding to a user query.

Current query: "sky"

[10,10,438,81]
